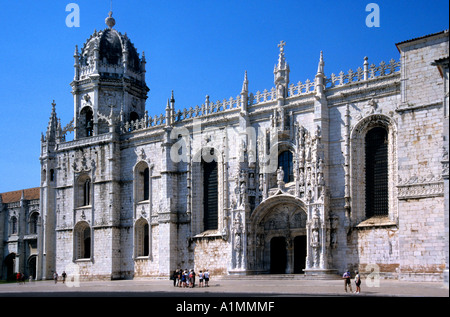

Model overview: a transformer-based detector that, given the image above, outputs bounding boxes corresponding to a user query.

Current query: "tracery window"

[203,157,218,231]
[365,127,388,218]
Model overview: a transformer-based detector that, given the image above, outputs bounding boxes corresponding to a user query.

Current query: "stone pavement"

[0,275,448,297]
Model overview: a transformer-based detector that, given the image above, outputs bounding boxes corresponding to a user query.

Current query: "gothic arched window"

[365,127,388,218]
[203,157,218,231]
[135,162,150,202]
[143,168,149,201]
[29,212,39,234]
[74,222,91,260]
[11,216,18,235]
[135,219,149,257]
[83,179,91,206]
[130,111,139,123]
[85,109,93,137]
[278,150,294,183]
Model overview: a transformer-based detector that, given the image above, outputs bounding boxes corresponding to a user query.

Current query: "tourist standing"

[191,269,196,287]
[172,270,178,287]
[198,270,204,287]
[354,270,361,294]
[342,270,352,293]
[204,269,210,287]
[181,270,186,288]
[53,271,59,284]
[16,272,23,285]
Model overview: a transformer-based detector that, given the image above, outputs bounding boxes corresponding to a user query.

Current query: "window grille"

[143,168,149,201]
[365,127,388,217]
[203,159,218,231]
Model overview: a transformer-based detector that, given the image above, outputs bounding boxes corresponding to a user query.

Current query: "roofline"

[0,187,40,204]
[395,29,449,52]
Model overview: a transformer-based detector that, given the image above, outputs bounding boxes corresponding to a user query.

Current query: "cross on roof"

[278,40,286,51]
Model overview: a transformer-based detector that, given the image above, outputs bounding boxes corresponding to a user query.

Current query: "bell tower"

[71,11,149,139]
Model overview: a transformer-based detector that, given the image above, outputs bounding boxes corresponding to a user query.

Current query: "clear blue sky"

[0,0,448,193]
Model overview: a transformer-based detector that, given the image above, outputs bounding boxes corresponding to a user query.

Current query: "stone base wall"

[398,197,446,281]
[193,237,229,276]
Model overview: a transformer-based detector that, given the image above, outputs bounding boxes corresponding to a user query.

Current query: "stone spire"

[276,41,287,70]
[170,90,175,123]
[165,97,172,127]
[274,41,290,100]
[317,51,324,76]
[241,70,249,94]
[240,71,249,114]
[46,100,59,142]
[315,51,325,98]
[73,45,80,80]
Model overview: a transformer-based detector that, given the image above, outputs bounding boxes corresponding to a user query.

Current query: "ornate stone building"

[0,188,40,280]
[4,12,448,283]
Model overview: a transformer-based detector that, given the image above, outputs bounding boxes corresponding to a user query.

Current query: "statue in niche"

[277,84,286,100]
[305,138,312,162]
[233,212,243,269]
[277,166,284,186]
[314,125,321,140]
[240,182,246,205]
[249,173,255,188]
[311,208,321,267]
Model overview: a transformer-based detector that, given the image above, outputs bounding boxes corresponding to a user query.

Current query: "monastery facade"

[2,13,449,284]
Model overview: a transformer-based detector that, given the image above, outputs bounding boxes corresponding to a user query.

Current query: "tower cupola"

[70,11,149,139]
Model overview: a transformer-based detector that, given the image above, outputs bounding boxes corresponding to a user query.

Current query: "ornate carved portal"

[244,196,311,274]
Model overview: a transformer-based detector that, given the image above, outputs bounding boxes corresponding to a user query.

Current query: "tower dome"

[78,12,142,73]
[71,11,149,140]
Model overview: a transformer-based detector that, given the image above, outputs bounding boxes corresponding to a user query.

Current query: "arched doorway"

[4,253,16,281]
[250,194,308,274]
[27,256,37,280]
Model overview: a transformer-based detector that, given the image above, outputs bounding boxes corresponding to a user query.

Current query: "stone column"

[158,126,178,276]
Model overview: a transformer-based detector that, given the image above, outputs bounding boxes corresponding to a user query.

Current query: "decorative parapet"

[120,57,401,134]
[57,133,113,151]
[324,58,400,88]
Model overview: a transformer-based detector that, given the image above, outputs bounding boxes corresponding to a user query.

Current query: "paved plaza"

[0,276,447,315]
[0,276,448,297]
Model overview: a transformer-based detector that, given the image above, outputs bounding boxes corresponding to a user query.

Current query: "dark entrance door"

[270,237,287,273]
[28,256,37,280]
[4,253,15,280]
[294,235,307,273]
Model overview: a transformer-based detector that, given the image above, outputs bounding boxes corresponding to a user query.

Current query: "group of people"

[52,271,67,284]
[15,272,27,284]
[342,270,361,294]
[172,269,210,288]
